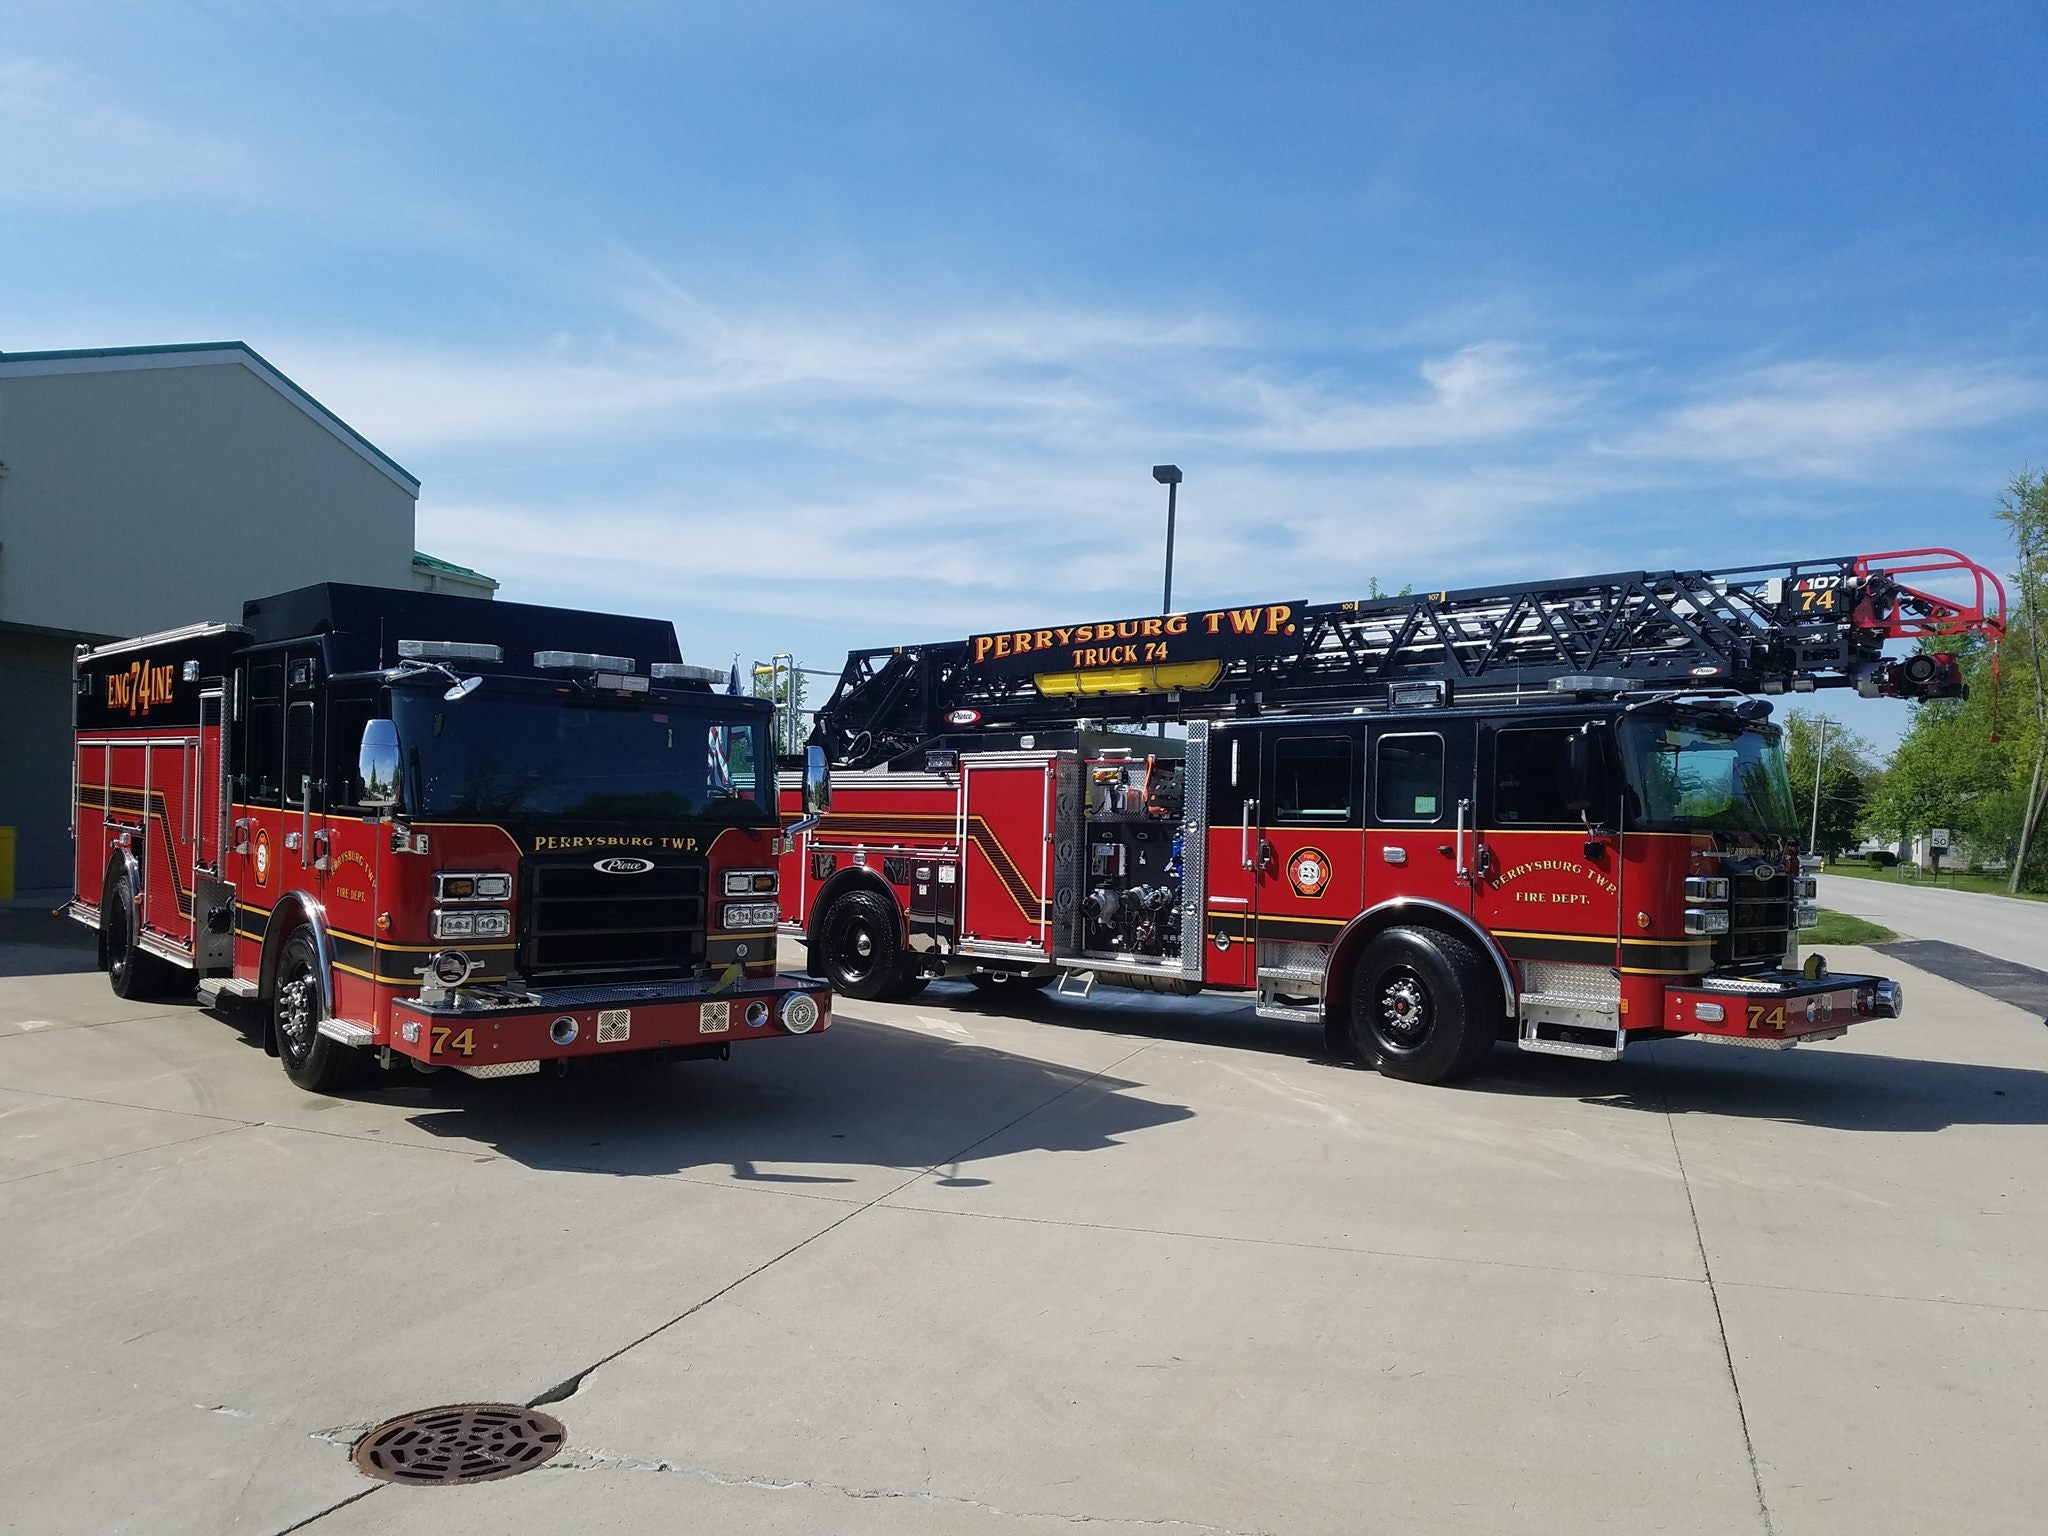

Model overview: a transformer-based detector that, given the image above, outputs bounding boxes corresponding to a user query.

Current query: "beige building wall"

[0,345,420,892]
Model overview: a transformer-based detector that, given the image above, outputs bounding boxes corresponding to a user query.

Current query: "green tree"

[1999,470,2048,891]
[1783,710,1874,859]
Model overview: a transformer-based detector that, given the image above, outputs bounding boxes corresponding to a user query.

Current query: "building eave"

[0,341,420,498]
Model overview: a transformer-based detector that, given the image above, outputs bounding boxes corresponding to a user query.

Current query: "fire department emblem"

[1287,846,1333,899]
[253,827,272,888]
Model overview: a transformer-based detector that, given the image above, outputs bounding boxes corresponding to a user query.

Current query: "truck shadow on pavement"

[0,908,101,978]
[920,978,2048,1135]
[397,1013,1194,1182]
[1511,1039,2048,1134]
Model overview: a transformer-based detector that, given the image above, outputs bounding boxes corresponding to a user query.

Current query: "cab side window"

[1494,727,1579,825]
[327,692,375,811]
[1271,736,1355,823]
[1375,734,1444,823]
[243,662,285,805]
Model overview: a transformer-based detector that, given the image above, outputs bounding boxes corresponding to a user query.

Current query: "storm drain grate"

[351,1403,567,1485]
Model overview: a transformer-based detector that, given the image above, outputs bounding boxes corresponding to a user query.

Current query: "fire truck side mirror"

[804,744,832,815]
[359,719,402,812]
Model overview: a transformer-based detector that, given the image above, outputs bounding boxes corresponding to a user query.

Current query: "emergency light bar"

[534,650,635,672]
[651,661,724,682]
[595,672,650,693]
[398,639,503,663]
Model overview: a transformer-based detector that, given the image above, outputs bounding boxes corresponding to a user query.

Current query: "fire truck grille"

[521,857,707,980]
[1719,866,1793,967]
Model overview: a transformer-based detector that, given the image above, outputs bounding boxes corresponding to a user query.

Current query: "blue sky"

[4,1,2043,752]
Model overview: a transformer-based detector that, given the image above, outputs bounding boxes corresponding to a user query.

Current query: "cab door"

[1254,726,1365,964]
[1201,723,1259,988]
[1362,719,1476,915]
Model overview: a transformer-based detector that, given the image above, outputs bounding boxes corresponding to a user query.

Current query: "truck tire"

[1346,925,1499,1085]
[104,871,179,1001]
[272,927,368,1093]
[815,889,913,1001]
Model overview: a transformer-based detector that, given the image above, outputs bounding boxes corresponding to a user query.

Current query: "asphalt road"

[1820,872,2048,969]
[4,913,2047,1535]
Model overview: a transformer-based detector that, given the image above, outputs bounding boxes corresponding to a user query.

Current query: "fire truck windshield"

[389,688,774,823]
[1617,716,1798,836]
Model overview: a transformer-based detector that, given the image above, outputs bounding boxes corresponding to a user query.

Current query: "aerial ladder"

[811,548,2006,769]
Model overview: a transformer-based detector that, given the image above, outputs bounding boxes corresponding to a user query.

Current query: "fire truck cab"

[781,550,2004,1083]
[71,584,832,1092]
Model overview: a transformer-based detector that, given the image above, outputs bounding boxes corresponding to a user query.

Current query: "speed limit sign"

[1930,827,1951,850]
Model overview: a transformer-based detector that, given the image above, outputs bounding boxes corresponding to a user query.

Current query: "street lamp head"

[1151,464,1182,485]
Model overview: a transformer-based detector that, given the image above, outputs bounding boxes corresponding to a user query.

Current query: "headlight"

[433,908,511,939]
[1683,908,1731,935]
[1684,876,1730,902]
[437,871,513,902]
[1795,903,1821,929]
[780,992,821,1034]
[723,869,780,895]
[1793,876,1818,900]
[721,900,780,930]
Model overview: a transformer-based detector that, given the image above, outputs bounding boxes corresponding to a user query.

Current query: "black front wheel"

[816,890,912,1001]
[1346,926,1499,1085]
[273,928,368,1093]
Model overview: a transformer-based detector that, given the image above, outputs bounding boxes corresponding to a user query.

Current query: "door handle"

[1455,798,1471,879]
[1241,798,1258,871]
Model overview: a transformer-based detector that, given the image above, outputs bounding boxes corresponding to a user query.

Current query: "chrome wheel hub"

[1379,976,1427,1039]
[278,974,315,1047]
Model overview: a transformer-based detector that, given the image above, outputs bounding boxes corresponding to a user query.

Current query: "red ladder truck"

[778,549,2004,1083]
[71,583,832,1093]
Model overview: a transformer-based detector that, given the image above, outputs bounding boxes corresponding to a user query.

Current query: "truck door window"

[1493,726,1578,825]
[1271,736,1354,823]
[327,692,375,810]
[244,662,284,805]
[1375,733,1444,823]
[285,702,318,806]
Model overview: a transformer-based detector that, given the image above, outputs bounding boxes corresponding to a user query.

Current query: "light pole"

[1808,716,1833,856]
[1151,465,1182,739]
[1152,464,1181,614]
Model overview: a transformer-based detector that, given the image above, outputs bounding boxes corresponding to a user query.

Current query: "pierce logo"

[594,856,656,875]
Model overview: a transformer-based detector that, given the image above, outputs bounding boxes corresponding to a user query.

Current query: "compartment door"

[142,736,196,945]
[958,756,1055,955]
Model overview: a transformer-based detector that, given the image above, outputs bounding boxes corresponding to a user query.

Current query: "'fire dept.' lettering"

[105,659,177,717]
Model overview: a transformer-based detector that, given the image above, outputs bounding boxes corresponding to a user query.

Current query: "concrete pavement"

[4,912,2047,1535]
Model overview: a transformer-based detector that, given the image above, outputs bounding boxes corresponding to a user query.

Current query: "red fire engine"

[779,549,2004,1083]
[71,583,832,1093]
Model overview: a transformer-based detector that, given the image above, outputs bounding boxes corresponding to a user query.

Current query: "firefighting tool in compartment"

[69,583,833,1095]
[779,548,2002,1084]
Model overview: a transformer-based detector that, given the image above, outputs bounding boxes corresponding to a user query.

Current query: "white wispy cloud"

[0,57,273,206]
[1608,361,2045,478]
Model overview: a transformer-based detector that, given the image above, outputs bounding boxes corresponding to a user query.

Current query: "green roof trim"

[412,550,499,584]
[0,340,420,493]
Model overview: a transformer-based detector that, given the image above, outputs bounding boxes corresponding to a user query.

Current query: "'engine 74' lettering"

[105,659,177,716]
[431,1025,477,1057]
[1746,1002,1788,1032]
